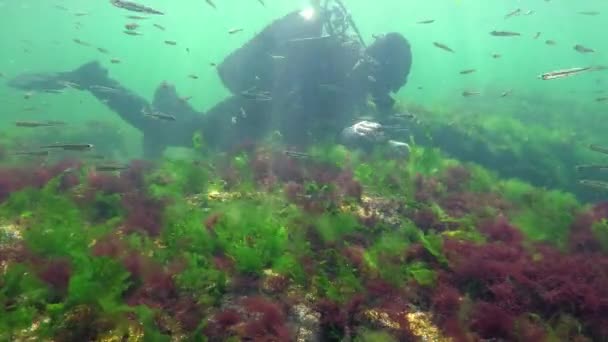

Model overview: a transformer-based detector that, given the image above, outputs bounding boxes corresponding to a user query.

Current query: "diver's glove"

[340,120,386,146]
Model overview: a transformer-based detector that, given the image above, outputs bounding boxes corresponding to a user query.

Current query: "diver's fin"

[152,83,198,116]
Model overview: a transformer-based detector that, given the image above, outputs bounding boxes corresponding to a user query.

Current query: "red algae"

[122,194,165,236]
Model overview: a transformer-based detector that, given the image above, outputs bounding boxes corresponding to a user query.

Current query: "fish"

[578,11,600,16]
[539,67,591,80]
[240,89,272,101]
[257,0,265,6]
[126,15,148,20]
[500,89,513,97]
[228,28,244,34]
[533,32,541,39]
[40,144,94,151]
[143,110,176,121]
[524,10,535,16]
[417,19,435,24]
[164,40,177,45]
[459,69,476,74]
[123,30,142,36]
[90,85,119,93]
[23,92,34,100]
[125,23,139,30]
[433,42,454,53]
[54,5,68,11]
[97,47,109,53]
[596,97,608,102]
[110,0,164,15]
[545,40,556,45]
[574,44,594,53]
[179,96,193,102]
[209,62,217,67]
[504,8,521,19]
[15,120,66,128]
[188,74,199,79]
[393,112,417,120]
[283,150,310,159]
[153,23,165,31]
[576,164,608,172]
[270,55,286,60]
[490,30,521,37]
[95,164,129,172]
[110,58,121,64]
[74,12,89,16]
[579,179,608,191]
[205,0,216,9]
[43,89,65,94]
[492,53,502,59]
[85,154,106,160]
[73,38,90,46]
[286,35,332,44]
[462,91,480,97]
[590,144,608,155]
[368,75,377,82]
[14,150,50,157]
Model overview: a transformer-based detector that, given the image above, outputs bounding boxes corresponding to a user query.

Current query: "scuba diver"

[8,1,413,158]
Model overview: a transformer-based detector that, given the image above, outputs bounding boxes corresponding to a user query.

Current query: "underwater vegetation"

[0,142,607,341]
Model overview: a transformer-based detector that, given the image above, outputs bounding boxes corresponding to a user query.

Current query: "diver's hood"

[365,33,412,93]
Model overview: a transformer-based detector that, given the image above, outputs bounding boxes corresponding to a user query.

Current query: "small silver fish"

[125,23,139,30]
[545,40,556,45]
[14,150,50,157]
[459,69,476,75]
[505,8,521,19]
[590,144,608,155]
[417,19,435,24]
[533,32,541,39]
[578,11,600,16]
[462,91,481,97]
[41,144,94,151]
[576,164,608,172]
[579,179,608,191]
[205,0,216,9]
[490,30,521,37]
[95,164,129,172]
[283,150,310,159]
[110,0,164,15]
[73,38,90,46]
[228,28,244,34]
[153,23,165,31]
[15,120,65,128]
[123,30,142,36]
[500,89,513,97]
[164,40,177,46]
[90,85,119,93]
[433,42,454,53]
[143,110,176,121]
[574,44,594,53]
[539,67,591,80]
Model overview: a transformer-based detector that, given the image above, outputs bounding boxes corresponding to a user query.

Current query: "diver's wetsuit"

[8,6,412,158]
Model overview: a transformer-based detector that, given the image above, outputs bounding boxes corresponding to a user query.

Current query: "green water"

[0,0,606,158]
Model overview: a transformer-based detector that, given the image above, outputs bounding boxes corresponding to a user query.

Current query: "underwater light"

[299,7,315,21]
